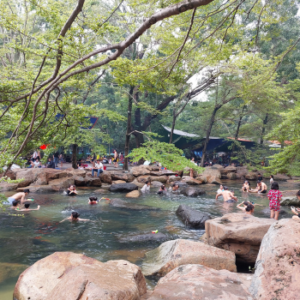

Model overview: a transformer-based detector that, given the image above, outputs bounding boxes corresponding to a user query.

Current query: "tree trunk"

[72,144,78,169]
[260,113,269,145]
[169,109,176,143]
[235,115,243,140]
[124,86,134,171]
[201,107,219,167]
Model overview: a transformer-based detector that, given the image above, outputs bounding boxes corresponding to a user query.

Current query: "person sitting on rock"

[19,203,41,211]
[157,185,167,195]
[60,211,90,223]
[92,159,103,177]
[216,186,237,203]
[141,181,151,193]
[88,196,98,205]
[67,185,78,196]
[46,157,56,169]
[242,180,250,192]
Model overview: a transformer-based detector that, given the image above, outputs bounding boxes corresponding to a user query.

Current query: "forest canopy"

[0,0,300,173]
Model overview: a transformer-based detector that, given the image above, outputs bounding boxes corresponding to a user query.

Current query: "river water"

[0,179,297,299]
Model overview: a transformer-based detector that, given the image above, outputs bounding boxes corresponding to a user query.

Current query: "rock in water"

[126,190,141,198]
[142,239,236,276]
[280,196,300,206]
[205,213,275,264]
[147,264,252,300]
[119,233,168,243]
[13,252,147,300]
[198,167,222,184]
[109,183,138,192]
[180,187,206,197]
[176,205,211,229]
[250,219,300,300]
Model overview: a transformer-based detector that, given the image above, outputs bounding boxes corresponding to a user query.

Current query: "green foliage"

[128,140,204,173]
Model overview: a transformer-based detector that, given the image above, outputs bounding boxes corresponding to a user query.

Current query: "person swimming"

[237,201,262,215]
[19,203,41,211]
[157,185,167,195]
[67,185,77,196]
[60,211,90,222]
[88,196,98,205]
[215,186,237,203]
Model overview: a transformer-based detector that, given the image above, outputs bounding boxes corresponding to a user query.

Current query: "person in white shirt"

[31,158,41,168]
[141,181,151,193]
[92,159,103,177]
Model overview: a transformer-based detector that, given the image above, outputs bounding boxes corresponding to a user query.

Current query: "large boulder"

[198,167,221,184]
[236,166,248,178]
[181,176,203,185]
[142,239,236,276]
[74,176,85,186]
[169,175,181,183]
[280,196,300,206]
[176,205,211,229]
[220,166,237,174]
[205,213,275,264]
[137,175,150,183]
[16,168,44,187]
[250,219,300,300]
[87,178,102,187]
[100,172,112,184]
[132,179,145,188]
[17,185,55,193]
[109,183,138,193]
[13,252,146,300]
[130,165,152,177]
[274,173,290,181]
[147,264,252,300]
[173,181,188,188]
[245,171,258,181]
[48,177,74,191]
[119,233,168,243]
[151,181,163,187]
[226,172,237,180]
[150,175,168,183]
[0,182,18,191]
[126,190,141,198]
[111,172,134,182]
[180,187,206,197]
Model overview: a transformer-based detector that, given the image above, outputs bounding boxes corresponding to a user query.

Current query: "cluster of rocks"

[13,216,300,300]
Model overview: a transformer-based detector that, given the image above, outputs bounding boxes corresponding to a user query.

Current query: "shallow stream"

[0,179,297,299]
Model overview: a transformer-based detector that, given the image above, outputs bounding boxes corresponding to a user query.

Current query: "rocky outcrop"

[0,182,18,191]
[100,172,112,184]
[250,219,300,300]
[226,172,237,180]
[109,183,138,193]
[119,233,168,243]
[181,176,203,185]
[13,252,146,300]
[245,171,258,181]
[169,175,181,183]
[205,213,275,263]
[126,190,141,198]
[130,165,152,176]
[274,173,290,181]
[111,172,134,182]
[198,167,221,184]
[180,187,206,197]
[220,166,237,174]
[176,205,211,229]
[280,196,300,206]
[48,177,75,191]
[147,264,252,300]
[142,239,236,276]
[151,181,163,187]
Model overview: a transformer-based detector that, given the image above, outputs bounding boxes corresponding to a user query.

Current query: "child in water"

[88,197,98,205]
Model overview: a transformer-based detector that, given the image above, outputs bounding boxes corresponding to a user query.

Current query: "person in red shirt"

[267,181,282,220]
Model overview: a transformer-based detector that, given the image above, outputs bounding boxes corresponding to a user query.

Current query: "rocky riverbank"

[12,215,300,300]
[0,164,292,193]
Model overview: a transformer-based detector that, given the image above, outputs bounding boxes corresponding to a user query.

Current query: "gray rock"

[180,187,206,197]
[108,183,138,192]
[119,232,168,243]
[173,181,188,188]
[280,196,300,206]
[261,207,289,217]
[176,205,211,229]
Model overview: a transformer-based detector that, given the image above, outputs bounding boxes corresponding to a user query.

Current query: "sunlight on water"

[0,180,295,299]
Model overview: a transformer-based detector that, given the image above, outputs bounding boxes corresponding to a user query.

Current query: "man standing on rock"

[216,186,237,203]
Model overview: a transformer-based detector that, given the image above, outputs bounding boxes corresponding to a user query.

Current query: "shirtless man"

[113,149,118,168]
[6,189,30,205]
[60,212,90,223]
[250,181,267,194]
[215,186,237,203]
